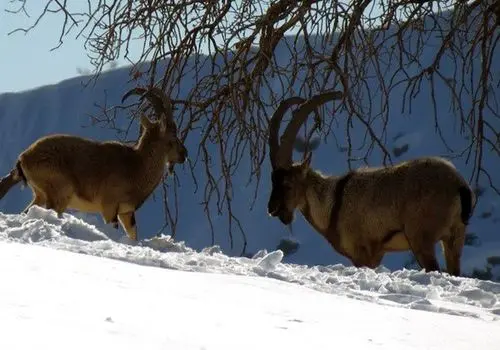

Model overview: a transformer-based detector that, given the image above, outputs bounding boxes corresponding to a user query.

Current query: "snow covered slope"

[0,10,499,275]
[0,207,499,350]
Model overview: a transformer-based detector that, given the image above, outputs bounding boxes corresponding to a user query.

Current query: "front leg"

[350,243,384,269]
[118,212,138,241]
[101,204,119,229]
[367,250,384,269]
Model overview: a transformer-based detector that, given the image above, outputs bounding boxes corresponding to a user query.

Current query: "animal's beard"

[166,162,175,175]
[287,222,294,238]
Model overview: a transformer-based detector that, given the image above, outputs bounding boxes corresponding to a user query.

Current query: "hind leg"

[44,184,73,218]
[45,197,67,218]
[441,224,465,277]
[118,212,137,241]
[23,188,47,214]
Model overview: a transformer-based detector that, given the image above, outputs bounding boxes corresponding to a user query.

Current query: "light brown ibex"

[267,92,475,276]
[0,86,187,241]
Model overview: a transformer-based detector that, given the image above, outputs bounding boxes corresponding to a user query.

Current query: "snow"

[0,207,499,349]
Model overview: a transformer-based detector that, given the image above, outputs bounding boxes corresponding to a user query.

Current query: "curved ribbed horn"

[277,91,343,168]
[122,86,177,132]
[268,97,306,169]
[121,87,147,104]
[122,87,164,121]
[142,87,177,132]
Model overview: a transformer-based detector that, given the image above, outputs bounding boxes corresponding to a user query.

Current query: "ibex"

[0,86,187,241]
[267,93,475,276]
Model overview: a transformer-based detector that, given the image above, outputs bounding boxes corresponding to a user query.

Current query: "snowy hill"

[0,207,499,349]
[1,9,499,276]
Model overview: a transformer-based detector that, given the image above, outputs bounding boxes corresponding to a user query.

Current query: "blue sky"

[0,1,219,94]
[0,2,96,93]
[0,1,390,95]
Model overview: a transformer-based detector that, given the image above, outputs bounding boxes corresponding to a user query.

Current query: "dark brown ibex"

[0,86,188,241]
[267,92,475,276]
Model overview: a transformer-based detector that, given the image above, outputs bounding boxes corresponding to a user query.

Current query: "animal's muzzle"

[268,204,292,225]
[272,209,293,225]
[178,145,188,163]
[181,147,188,161]
[268,201,280,217]
[268,209,279,217]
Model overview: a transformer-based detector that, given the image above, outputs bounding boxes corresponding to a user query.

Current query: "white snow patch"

[1,236,500,349]
[0,206,499,328]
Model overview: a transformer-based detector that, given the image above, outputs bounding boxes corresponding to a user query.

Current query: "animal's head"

[269,153,312,225]
[267,92,342,225]
[122,87,188,172]
[267,97,310,225]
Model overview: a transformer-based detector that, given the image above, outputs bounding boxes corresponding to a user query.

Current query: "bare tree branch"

[5,0,500,254]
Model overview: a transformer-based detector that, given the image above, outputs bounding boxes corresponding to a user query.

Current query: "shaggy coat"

[267,95,475,276]
[0,87,187,241]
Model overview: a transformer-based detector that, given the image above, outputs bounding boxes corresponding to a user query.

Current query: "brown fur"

[267,95,475,276]
[268,156,475,276]
[0,87,187,241]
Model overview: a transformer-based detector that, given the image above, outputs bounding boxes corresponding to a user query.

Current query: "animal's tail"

[0,161,27,200]
[458,185,474,225]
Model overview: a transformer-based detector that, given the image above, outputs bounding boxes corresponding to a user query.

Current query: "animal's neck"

[297,170,335,235]
[136,131,168,162]
[134,133,169,195]
[298,170,354,257]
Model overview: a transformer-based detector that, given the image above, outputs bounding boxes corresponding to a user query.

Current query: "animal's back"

[339,157,471,237]
[355,156,467,195]
[19,134,140,201]
[21,134,136,172]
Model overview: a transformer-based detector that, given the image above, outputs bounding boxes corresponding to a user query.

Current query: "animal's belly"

[68,195,101,213]
[383,233,410,252]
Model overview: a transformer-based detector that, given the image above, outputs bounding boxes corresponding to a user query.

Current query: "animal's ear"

[303,152,312,168]
[140,115,154,129]
[300,152,312,176]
